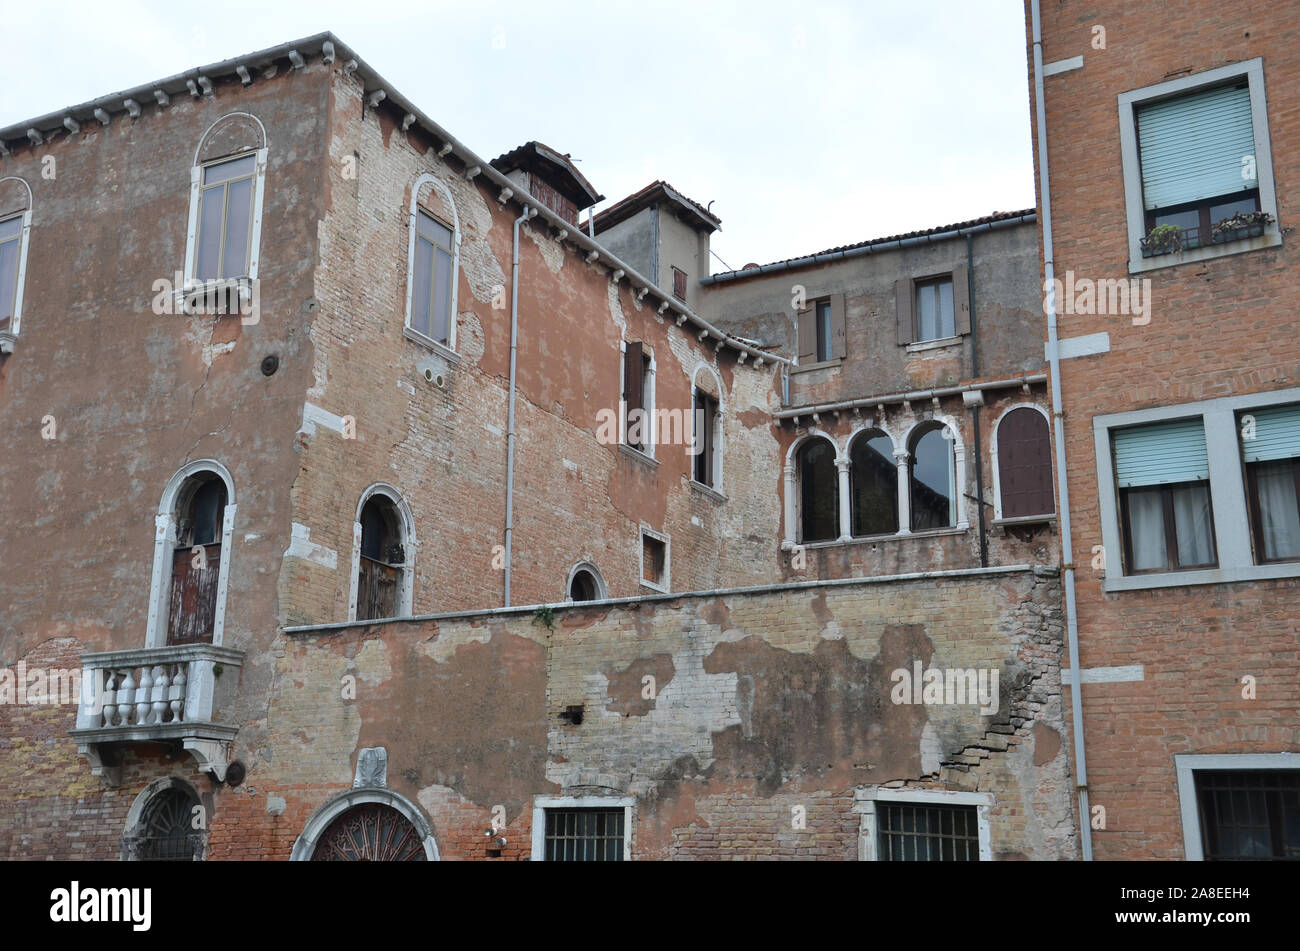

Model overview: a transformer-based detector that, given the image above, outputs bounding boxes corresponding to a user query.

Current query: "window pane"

[1210,196,1260,224]
[196,185,225,281]
[910,427,954,529]
[1252,461,1300,560]
[417,211,452,248]
[203,154,256,185]
[432,246,453,344]
[411,238,434,336]
[917,284,937,341]
[798,439,839,542]
[851,433,898,536]
[0,238,17,323]
[937,280,954,338]
[0,216,20,240]
[222,177,254,279]
[816,300,832,361]
[1125,487,1168,571]
[1172,482,1215,566]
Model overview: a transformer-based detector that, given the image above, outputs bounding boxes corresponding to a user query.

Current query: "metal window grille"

[1195,770,1300,860]
[877,802,979,861]
[544,808,625,861]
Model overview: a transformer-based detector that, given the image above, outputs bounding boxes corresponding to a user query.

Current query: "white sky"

[0,0,1034,274]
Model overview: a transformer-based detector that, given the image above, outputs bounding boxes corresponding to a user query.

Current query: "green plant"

[1212,210,1274,237]
[531,606,556,631]
[213,663,224,677]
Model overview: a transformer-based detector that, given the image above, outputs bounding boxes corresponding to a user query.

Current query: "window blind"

[1137,83,1255,210]
[1241,405,1300,463]
[1114,418,1209,487]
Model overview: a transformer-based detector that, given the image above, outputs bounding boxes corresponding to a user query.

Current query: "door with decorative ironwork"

[311,803,426,861]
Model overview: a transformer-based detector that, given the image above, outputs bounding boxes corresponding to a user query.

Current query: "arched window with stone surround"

[691,365,725,491]
[122,778,206,862]
[145,461,236,649]
[405,173,461,350]
[909,422,957,530]
[349,484,416,621]
[796,435,840,543]
[850,429,898,536]
[0,175,34,353]
[567,562,606,602]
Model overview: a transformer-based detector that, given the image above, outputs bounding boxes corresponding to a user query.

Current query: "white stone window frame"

[123,776,207,862]
[638,524,670,593]
[853,787,992,862]
[783,429,843,546]
[348,483,417,622]
[902,414,969,534]
[290,787,441,861]
[0,176,33,353]
[182,113,269,296]
[1175,753,1300,860]
[145,460,237,649]
[404,172,461,358]
[690,363,725,495]
[845,421,903,540]
[990,402,1056,522]
[564,560,608,602]
[1118,58,1281,274]
[1093,385,1300,591]
[530,795,635,862]
[619,338,657,461]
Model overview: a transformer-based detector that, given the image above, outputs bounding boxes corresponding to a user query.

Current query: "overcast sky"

[0,0,1034,273]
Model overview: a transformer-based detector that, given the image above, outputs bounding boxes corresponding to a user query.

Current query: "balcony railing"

[71,642,243,784]
[1140,219,1272,258]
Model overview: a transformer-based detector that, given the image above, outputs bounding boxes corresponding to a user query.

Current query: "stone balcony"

[70,643,244,784]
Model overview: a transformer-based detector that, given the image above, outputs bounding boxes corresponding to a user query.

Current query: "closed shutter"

[1241,404,1300,463]
[997,408,1053,518]
[623,341,643,415]
[1137,83,1256,209]
[895,278,914,345]
[797,308,817,361]
[952,264,971,335]
[830,293,847,359]
[1113,418,1209,487]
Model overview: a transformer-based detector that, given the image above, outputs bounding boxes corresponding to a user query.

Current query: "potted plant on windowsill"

[1140,223,1186,257]
[1211,210,1274,244]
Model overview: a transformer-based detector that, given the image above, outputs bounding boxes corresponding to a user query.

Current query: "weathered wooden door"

[167,543,220,645]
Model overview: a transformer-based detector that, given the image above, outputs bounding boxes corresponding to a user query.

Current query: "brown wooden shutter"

[998,407,1054,518]
[797,309,816,361]
[830,293,847,359]
[673,266,687,299]
[895,278,914,345]
[952,264,971,335]
[167,545,220,645]
[624,341,644,447]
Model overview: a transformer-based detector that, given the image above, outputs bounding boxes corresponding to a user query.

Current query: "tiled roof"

[590,180,721,234]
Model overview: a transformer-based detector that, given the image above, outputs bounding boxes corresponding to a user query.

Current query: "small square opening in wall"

[640,528,668,591]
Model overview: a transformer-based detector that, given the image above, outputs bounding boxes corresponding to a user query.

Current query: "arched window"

[312,803,427,861]
[146,461,236,649]
[406,173,460,350]
[797,436,840,543]
[850,430,898,536]
[995,406,1054,519]
[123,779,205,862]
[0,176,33,353]
[692,365,724,490]
[567,562,606,602]
[910,422,956,530]
[350,485,415,621]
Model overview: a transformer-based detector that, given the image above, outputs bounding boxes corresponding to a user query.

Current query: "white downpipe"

[1032,0,1093,861]
[504,204,538,607]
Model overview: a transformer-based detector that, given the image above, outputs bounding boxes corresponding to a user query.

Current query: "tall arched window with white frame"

[405,173,460,351]
[691,365,724,491]
[349,485,416,621]
[0,176,34,354]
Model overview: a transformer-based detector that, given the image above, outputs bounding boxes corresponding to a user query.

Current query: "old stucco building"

[0,32,1077,860]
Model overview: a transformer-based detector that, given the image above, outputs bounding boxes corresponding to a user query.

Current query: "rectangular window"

[672,265,687,300]
[622,342,652,454]
[543,808,626,861]
[1194,771,1300,860]
[915,278,955,343]
[640,528,668,590]
[412,210,455,344]
[1240,405,1300,563]
[0,214,21,330]
[815,299,832,362]
[797,294,846,364]
[877,802,980,861]
[1113,418,1217,572]
[196,154,257,282]
[694,390,718,486]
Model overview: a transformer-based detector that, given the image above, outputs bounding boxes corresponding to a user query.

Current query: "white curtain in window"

[1255,462,1300,560]
[1127,489,1167,571]
[1172,483,1214,566]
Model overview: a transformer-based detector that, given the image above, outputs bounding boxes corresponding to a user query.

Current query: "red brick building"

[1027,0,1300,859]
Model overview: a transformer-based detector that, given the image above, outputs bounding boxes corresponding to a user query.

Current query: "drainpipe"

[967,232,988,568]
[504,204,538,607]
[1032,0,1093,860]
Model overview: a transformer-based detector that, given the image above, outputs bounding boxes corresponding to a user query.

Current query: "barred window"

[877,802,980,861]
[1195,770,1300,860]
[543,808,625,861]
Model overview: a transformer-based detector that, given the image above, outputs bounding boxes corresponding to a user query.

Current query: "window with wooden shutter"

[829,293,847,359]
[672,266,687,300]
[895,278,914,345]
[167,478,226,646]
[694,390,718,487]
[997,408,1054,519]
[952,264,971,335]
[357,496,405,621]
[797,306,817,363]
[914,278,955,343]
[623,342,646,451]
